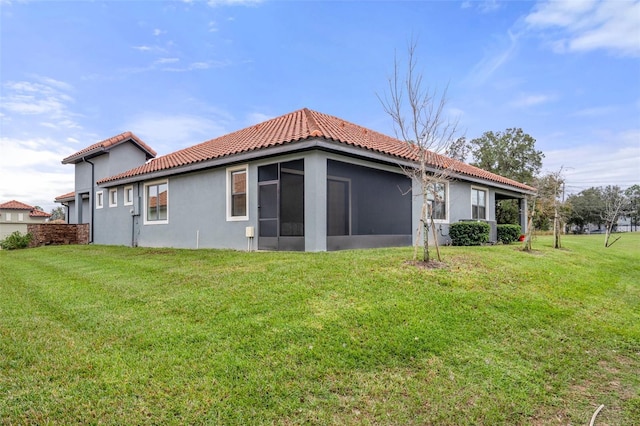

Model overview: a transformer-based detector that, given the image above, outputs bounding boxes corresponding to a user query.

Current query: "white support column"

[304,151,327,251]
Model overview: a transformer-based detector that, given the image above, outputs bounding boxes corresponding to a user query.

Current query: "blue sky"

[1,0,639,213]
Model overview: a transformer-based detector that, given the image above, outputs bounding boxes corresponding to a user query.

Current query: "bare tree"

[378,39,458,263]
[602,185,628,247]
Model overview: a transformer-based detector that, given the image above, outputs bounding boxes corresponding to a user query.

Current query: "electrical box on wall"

[245,226,255,238]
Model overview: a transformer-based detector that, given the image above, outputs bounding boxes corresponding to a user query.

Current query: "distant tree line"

[566,185,639,234]
[451,128,638,247]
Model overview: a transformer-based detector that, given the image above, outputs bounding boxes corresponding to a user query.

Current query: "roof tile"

[96,108,535,192]
[0,200,51,217]
[55,191,76,202]
[62,131,157,164]
[0,200,35,210]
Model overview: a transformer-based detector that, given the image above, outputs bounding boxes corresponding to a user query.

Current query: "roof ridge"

[62,131,156,164]
[94,107,536,193]
[302,108,323,138]
[0,200,34,210]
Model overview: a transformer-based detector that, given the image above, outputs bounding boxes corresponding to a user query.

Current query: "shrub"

[0,231,33,250]
[497,224,521,244]
[450,221,490,246]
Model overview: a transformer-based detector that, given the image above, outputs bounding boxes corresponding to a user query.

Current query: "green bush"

[0,231,33,250]
[450,221,490,246]
[497,224,521,244]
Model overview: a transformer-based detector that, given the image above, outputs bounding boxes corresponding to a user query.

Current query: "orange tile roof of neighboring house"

[96,108,536,192]
[62,131,157,164]
[148,190,168,208]
[30,209,51,218]
[0,200,35,210]
[55,191,76,202]
[0,200,51,217]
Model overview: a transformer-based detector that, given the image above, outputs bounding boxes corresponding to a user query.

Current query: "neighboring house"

[56,108,535,251]
[0,200,52,240]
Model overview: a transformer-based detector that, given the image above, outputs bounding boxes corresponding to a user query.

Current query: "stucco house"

[56,108,535,251]
[0,200,51,240]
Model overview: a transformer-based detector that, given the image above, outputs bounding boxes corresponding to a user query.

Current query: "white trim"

[143,179,169,225]
[124,185,133,206]
[226,164,249,221]
[96,190,104,209]
[471,186,488,220]
[109,188,118,207]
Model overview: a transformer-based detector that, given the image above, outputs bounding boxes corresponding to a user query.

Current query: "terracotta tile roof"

[97,108,536,192]
[55,191,76,202]
[62,131,157,164]
[149,191,168,208]
[30,209,51,218]
[0,200,35,210]
[0,200,51,217]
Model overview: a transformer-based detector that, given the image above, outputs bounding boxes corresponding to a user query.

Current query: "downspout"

[131,181,141,247]
[82,157,95,243]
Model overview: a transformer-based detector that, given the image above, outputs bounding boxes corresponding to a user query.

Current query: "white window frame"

[109,188,118,207]
[18,213,24,221]
[143,179,169,225]
[124,185,134,206]
[427,181,449,223]
[226,165,249,221]
[96,190,104,209]
[471,186,488,220]
[5,212,11,221]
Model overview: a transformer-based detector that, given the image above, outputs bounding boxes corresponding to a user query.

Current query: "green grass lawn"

[1,234,638,425]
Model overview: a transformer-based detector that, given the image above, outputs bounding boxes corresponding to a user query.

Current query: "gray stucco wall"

[134,167,252,249]
[84,146,528,250]
[69,142,156,237]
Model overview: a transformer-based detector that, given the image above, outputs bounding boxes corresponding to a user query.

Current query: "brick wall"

[27,224,90,247]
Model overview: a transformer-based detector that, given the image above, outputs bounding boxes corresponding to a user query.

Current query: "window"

[96,190,104,209]
[227,165,248,221]
[144,180,168,224]
[109,188,118,207]
[472,188,487,220]
[427,182,447,221]
[5,213,11,221]
[18,213,24,221]
[124,186,133,206]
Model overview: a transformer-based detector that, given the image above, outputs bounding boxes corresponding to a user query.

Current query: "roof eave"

[61,147,107,164]
[96,138,534,195]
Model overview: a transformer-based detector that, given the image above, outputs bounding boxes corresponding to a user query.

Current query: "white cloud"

[155,57,180,64]
[510,93,557,108]
[526,0,640,57]
[570,105,617,117]
[160,60,231,72]
[465,30,520,85]
[152,28,166,36]
[123,113,231,154]
[543,129,640,193]
[0,136,75,212]
[245,112,273,125]
[132,45,152,52]
[207,0,263,7]
[208,21,218,32]
[0,78,81,129]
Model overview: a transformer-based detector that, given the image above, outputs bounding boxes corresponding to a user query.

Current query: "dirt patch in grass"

[404,260,448,270]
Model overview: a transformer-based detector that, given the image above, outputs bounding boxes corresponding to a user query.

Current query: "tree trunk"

[414,204,425,261]
[423,190,430,263]
[431,215,441,262]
